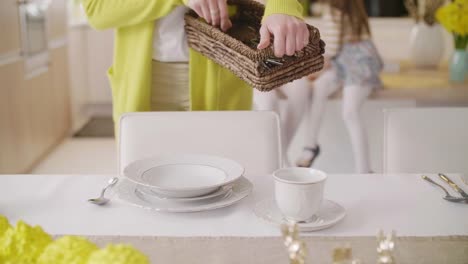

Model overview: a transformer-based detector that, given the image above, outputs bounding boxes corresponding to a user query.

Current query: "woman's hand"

[186,0,232,31]
[257,14,310,58]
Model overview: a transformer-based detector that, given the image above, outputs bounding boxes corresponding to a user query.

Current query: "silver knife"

[438,173,468,198]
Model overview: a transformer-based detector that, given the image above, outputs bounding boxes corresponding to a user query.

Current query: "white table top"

[1,173,467,237]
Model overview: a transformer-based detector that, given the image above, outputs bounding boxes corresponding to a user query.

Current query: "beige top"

[152,6,190,62]
[321,5,370,57]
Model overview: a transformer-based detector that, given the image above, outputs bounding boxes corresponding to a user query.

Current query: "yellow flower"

[0,215,12,264]
[0,215,11,237]
[437,0,468,36]
[37,236,98,264]
[87,244,149,264]
[0,221,52,264]
[0,216,150,264]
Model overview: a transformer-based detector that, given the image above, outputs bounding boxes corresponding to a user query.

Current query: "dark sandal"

[296,145,321,168]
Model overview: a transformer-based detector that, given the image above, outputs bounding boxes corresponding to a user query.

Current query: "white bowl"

[123,154,244,198]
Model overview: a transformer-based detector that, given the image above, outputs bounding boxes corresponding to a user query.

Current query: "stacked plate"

[115,154,253,213]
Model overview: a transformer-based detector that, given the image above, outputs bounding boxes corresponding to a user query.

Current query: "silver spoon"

[88,177,119,205]
[422,175,468,204]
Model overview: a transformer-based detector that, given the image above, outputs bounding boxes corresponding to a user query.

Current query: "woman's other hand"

[186,0,232,31]
[257,14,310,58]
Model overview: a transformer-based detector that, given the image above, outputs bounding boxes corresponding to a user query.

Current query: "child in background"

[296,0,383,172]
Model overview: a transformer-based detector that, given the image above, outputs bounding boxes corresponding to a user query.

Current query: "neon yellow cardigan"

[82,0,303,123]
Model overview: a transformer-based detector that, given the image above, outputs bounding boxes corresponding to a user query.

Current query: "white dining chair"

[119,111,282,176]
[383,107,468,174]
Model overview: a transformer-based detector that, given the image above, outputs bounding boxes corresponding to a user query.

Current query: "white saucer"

[254,198,346,232]
[116,177,252,213]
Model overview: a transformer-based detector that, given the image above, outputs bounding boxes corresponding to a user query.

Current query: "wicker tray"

[184,0,325,91]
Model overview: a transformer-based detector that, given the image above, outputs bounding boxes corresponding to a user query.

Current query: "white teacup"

[273,168,327,222]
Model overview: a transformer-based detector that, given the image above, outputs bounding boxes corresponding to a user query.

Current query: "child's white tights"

[255,69,373,173]
[254,77,310,167]
[304,69,372,173]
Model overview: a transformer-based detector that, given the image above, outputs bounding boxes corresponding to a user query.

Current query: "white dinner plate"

[123,154,244,198]
[116,177,253,213]
[254,199,346,232]
[136,183,233,202]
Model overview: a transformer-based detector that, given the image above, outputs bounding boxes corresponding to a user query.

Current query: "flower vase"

[409,23,445,68]
[450,50,467,83]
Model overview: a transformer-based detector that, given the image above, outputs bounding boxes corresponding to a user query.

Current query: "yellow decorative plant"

[0,215,149,264]
[436,0,468,49]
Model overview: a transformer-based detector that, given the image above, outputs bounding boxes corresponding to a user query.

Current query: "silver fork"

[438,173,468,198]
[421,175,468,204]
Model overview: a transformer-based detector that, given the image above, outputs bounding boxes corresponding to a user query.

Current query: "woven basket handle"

[226,0,265,16]
[226,0,264,7]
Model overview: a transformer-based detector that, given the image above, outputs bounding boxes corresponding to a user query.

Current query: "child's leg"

[280,78,311,166]
[342,84,373,173]
[297,69,341,167]
[304,69,341,148]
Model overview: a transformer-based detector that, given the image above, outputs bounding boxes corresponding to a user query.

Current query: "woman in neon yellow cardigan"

[82,0,309,128]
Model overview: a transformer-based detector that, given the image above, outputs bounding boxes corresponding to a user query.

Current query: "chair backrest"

[119,111,281,176]
[383,107,468,174]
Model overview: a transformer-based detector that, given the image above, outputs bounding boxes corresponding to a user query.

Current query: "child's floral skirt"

[333,40,383,89]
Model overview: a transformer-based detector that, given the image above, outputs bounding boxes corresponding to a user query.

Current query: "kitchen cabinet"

[50,47,71,140]
[0,48,72,174]
[23,70,55,163]
[0,0,71,173]
[0,0,21,55]
[47,0,67,40]
[0,62,24,173]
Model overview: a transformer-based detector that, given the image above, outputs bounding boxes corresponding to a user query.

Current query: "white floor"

[32,99,415,174]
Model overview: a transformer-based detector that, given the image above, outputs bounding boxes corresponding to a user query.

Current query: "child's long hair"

[328,0,371,46]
